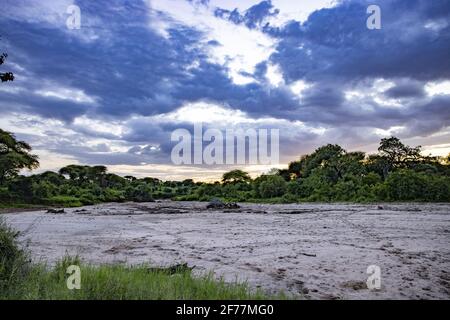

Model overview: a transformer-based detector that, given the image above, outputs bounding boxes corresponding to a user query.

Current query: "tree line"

[1,128,449,207]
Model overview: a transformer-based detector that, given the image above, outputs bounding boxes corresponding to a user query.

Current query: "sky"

[0,0,449,181]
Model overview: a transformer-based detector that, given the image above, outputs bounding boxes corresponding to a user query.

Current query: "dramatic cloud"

[1,0,449,179]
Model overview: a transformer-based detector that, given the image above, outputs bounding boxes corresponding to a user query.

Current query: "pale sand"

[3,201,450,299]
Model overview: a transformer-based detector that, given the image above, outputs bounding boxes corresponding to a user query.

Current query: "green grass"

[0,203,46,209]
[2,259,280,300]
[44,196,83,207]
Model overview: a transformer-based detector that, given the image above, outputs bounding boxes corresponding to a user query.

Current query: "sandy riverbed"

[3,201,450,299]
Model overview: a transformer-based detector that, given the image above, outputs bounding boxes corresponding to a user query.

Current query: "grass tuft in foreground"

[6,262,274,300]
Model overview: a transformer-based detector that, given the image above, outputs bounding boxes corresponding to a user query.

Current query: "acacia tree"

[0,129,39,185]
[378,137,421,164]
[374,137,422,178]
[59,165,85,182]
[222,169,251,184]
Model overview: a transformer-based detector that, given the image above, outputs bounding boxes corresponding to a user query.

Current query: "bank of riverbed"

[3,201,450,299]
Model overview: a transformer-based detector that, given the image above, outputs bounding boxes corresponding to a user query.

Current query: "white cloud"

[155,101,249,124]
[425,81,450,96]
[373,126,406,137]
[209,0,338,26]
[35,87,97,104]
[146,0,276,85]
[145,0,337,85]
[290,80,311,97]
[266,0,339,26]
[72,115,125,138]
[345,78,405,108]
[422,143,450,157]
[151,101,318,133]
[424,18,449,32]
[266,63,284,87]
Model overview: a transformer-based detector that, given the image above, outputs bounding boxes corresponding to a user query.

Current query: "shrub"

[0,218,29,292]
[129,184,153,202]
[258,175,287,198]
[103,188,126,202]
[0,187,12,202]
[286,180,302,196]
[385,170,424,200]
[45,195,82,207]
[32,181,57,199]
[362,172,382,186]
[333,179,358,201]
[383,169,450,201]
[281,193,298,203]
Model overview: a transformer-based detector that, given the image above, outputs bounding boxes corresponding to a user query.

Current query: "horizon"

[16,135,448,183]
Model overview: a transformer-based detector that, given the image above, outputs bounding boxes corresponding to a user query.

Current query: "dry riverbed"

[3,201,450,299]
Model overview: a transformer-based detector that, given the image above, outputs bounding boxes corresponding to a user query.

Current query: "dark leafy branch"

[0,38,14,82]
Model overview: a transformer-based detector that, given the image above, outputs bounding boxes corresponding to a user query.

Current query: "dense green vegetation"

[0,218,275,299]
[1,128,449,207]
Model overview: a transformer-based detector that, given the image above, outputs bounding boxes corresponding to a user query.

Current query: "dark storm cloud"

[0,0,301,123]
[3,0,447,124]
[384,83,425,99]
[302,85,345,108]
[258,0,450,139]
[0,88,88,121]
[269,0,450,83]
[1,0,210,119]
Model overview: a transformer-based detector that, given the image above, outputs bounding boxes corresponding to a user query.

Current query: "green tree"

[384,169,450,201]
[0,129,39,185]
[287,156,305,179]
[126,183,153,202]
[88,165,107,185]
[103,173,126,188]
[287,145,346,181]
[376,136,422,178]
[258,175,287,198]
[222,170,251,184]
[182,179,195,186]
[39,171,65,185]
[59,165,87,184]
[276,169,292,181]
